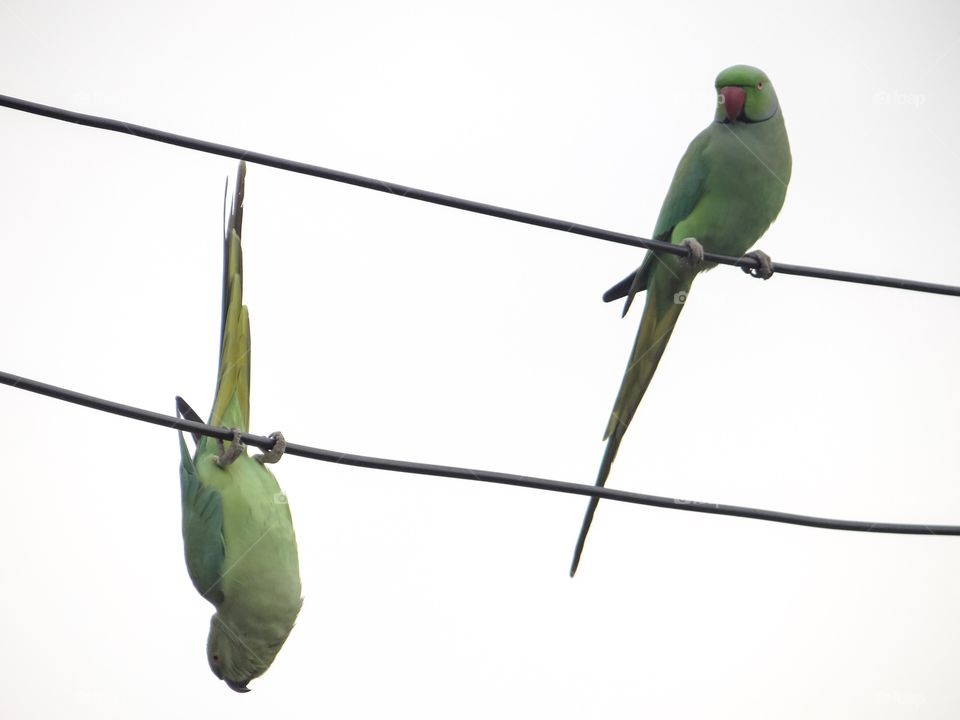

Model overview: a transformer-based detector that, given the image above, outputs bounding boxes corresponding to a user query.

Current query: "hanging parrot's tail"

[208,162,251,435]
[569,272,687,577]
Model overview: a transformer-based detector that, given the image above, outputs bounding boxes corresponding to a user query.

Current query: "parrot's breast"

[696,115,791,257]
[198,453,302,616]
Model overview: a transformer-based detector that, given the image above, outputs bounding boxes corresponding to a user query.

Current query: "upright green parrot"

[570,65,792,576]
[177,162,302,691]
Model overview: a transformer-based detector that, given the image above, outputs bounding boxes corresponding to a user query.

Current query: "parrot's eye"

[212,654,220,663]
[756,81,764,91]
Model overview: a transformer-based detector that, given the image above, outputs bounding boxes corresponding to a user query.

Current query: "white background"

[2,1,959,717]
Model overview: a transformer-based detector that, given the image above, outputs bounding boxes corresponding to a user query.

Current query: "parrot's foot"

[681,237,705,267]
[255,432,287,465]
[742,250,774,280]
[216,428,245,467]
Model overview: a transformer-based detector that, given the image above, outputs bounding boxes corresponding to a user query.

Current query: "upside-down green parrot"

[177,162,302,691]
[570,65,792,576]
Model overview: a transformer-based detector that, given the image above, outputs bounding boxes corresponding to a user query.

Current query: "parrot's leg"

[742,249,774,280]
[681,237,705,267]
[255,432,287,465]
[216,428,245,467]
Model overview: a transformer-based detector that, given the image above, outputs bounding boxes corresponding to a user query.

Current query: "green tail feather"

[570,273,686,576]
[209,162,251,434]
[569,426,623,577]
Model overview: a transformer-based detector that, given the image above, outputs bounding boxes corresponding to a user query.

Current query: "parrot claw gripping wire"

[681,237,705,267]
[742,249,774,280]
[255,431,287,465]
[216,428,245,467]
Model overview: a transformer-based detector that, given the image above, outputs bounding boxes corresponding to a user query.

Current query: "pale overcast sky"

[2,1,959,718]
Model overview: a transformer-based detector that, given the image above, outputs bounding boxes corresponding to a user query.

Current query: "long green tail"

[570,273,686,576]
[208,162,251,435]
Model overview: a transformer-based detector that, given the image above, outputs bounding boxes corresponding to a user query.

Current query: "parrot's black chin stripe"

[720,105,780,125]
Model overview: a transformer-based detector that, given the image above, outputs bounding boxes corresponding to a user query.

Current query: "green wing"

[179,433,225,606]
[615,129,711,315]
[652,128,711,240]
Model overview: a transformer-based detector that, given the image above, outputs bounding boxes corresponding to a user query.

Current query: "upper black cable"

[1,92,958,297]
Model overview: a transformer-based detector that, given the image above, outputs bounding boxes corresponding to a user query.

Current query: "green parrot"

[570,65,792,576]
[176,162,302,691]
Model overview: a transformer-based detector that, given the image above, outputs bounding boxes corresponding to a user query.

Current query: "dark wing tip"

[176,396,205,445]
[603,266,647,305]
[602,280,630,303]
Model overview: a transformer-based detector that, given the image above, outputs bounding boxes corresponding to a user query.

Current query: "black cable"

[2,368,956,537]
[2,92,959,298]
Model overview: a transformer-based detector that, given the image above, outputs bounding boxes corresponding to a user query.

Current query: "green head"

[207,613,295,693]
[714,65,780,124]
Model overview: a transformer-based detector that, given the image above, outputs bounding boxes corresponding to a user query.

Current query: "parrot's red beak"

[719,86,746,123]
